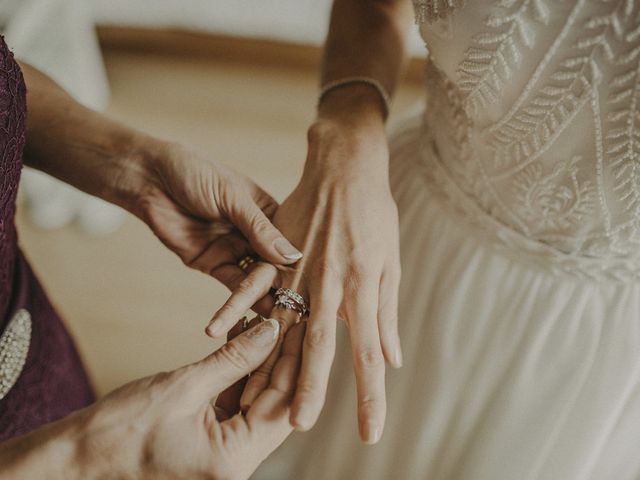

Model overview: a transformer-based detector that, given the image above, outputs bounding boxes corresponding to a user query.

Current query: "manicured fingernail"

[206,320,224,337]
[362,421,381,444]
[274,238,303,260]
[291,411,314,431]
[246,318,279,346]
[393,346,403,368]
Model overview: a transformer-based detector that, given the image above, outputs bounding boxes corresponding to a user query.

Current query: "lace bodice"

[412,0,640,279]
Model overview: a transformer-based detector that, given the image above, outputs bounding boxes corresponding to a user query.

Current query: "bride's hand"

[206,99,402,444]
[128,141,302,314]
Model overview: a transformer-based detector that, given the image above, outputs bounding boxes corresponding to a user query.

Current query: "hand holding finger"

[226,194,303,265]
[247,321,306,424]
[207,263,278,338]
[219,322,307,479]
[239,306,301,411]
[191,317,280,401]
[215,316,262,419]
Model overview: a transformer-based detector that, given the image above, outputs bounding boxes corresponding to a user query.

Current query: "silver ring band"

[274,287,309,317]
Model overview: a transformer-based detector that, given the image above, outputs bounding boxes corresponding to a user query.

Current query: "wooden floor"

[16,46,424,395]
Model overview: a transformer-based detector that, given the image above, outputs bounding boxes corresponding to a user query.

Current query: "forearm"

[318,0,413,123]
[20,62,164,213]
[0,413,88,480]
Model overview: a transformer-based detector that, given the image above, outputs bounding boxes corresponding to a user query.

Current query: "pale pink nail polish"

[363,421,381,444]
[274,238,303,260]
[393,346,403,368]
[207,321,224,337]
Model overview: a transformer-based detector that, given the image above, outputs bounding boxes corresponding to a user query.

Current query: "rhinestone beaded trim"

[0,309,31,401]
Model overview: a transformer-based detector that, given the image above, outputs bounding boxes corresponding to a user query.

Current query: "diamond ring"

[274,287,309,317]
[237,254,258,272]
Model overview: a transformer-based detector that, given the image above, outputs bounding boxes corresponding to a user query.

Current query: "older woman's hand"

[21,64,301,316]
[0,318,305,480]
[127,141,303,315]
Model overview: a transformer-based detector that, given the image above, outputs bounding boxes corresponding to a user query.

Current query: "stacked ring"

[237,255,258,271]
[274,287,310,317]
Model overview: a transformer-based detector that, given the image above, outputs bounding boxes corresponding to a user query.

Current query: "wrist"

[305,110,389,183]
[0,412,89,480]
[103,132,167,216]
[317,83,387,129]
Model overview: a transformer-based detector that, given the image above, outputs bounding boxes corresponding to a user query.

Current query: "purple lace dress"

[0,37,94,442]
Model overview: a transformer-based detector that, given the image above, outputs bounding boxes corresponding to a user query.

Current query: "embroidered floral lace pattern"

[457,0,551,116]
[414,0,640,280]
[0,36,26,322]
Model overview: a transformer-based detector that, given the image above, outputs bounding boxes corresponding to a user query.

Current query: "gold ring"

[237,255,258,272]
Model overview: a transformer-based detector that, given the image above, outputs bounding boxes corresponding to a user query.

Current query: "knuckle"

[141,369,188,402]
[149,369,180,387]
[358,395,384,418]
[344,270,364,293]
[296,381,320,401]
[183,253,205,272]
[315,258,341,280]
[350,255,370,276]
[216,304,233,319]
[250,214,272,237]
[214,269,244,290]
[235,278,258,298]
[261,197,278,217]
[355,347,384,370]
[351,258,378,279]
[216,342,251,371]
[250,368,271,381]
[307,121,335,147]
[304,327,333,351]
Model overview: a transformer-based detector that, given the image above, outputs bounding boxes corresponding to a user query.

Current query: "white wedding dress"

[258,1,640,479]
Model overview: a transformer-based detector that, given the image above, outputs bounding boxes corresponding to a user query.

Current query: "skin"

[0,63,308,476]
[0,318,306,480]
[206,0,414,444]
[21,63,303,313]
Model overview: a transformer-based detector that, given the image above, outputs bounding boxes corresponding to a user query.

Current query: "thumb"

[227,199,302,265]
[195,318,280,398]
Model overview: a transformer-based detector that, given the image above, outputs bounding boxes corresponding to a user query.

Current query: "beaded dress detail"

[415,0,640,279]
[272,2,640,479]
